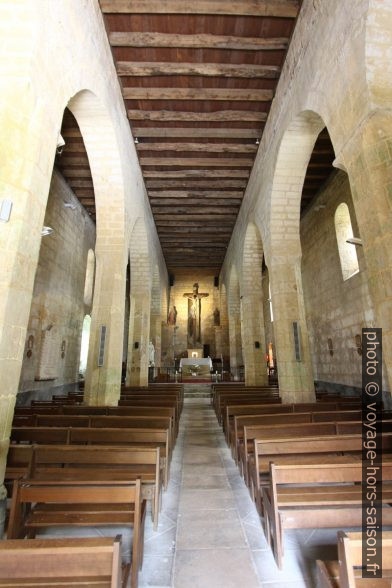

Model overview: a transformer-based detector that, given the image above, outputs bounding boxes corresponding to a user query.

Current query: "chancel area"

[1,1,392,586]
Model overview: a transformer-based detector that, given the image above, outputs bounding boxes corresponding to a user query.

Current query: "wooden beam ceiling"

[99,0,301,270]
[100,1,300,18]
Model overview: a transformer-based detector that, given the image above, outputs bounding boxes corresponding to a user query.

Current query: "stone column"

[84,248,126,406]
[126,292,151,386]
[339,112,392,394]
[229,310,243,379]
[241,294,269,386]
[0,86,58,508]
[269,256,315,402]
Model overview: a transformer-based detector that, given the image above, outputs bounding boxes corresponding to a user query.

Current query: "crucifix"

[183,282,209,347]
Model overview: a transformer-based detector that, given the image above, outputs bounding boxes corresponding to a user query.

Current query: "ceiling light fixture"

[255,139,260,145]
[41,226,54,237]
[346,237,363,246]
[134,137,139,144]
[64,202,76,210]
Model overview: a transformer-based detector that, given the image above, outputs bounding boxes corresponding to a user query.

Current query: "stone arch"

[241,222,268,385]
[127,217,152,386]
[227,265,243,380]
[67,90,127,405]
[267,110,335,401]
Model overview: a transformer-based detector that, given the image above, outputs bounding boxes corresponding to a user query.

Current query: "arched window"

[79,314,91,375]
[334,203,359,281]
[83,249,95,305]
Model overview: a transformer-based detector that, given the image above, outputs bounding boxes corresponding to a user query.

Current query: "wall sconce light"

[41,226,54,237]
[0,199,13,223]
[56,133,65,156]
[346,237,363,246]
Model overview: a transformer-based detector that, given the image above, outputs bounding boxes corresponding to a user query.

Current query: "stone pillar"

[241,293,269,386]
[229,310,243,379]
[269,256,315,402]
[84,248,126,405]
[0,85,58,504]
[126,292,151,386]
[340,112,392,394]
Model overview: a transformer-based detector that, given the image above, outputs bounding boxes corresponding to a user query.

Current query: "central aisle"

[139,395,313,587]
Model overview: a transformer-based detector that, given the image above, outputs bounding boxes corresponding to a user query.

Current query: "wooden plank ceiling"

[97,0,301,271]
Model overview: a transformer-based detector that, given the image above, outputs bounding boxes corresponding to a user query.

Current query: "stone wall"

[18,169,95,401]
[300,170,375,390]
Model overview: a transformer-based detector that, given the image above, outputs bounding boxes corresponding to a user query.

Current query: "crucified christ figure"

[183,283,209,347]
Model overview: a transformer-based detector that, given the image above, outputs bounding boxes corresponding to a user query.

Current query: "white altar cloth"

[179,357,212,370]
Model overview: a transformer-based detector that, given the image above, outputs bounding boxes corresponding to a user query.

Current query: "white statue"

[148,341,155,366]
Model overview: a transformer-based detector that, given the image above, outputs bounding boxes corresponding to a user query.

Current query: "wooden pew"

[7,479,146,588]
[231,410,363,464]
[13,414,174,457]
[27,444,162,530]
[249,432,392,514]
[317,531,392,587]
[240,420,392,484]
[262,462,392,569]
[0,536,124,587]
[10,427,171,490]
[226,402,365,447]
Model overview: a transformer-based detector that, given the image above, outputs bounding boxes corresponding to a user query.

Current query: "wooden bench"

[27,444,162,530]
[13,414,174,460]
[227,404,367,452]
[0,536,124,587]
[7,479,146,588]
[249,432,392,515]
[262,462,392,569]
[240,419,392,484]
[233,410,362,467]
[10,427,171,489]
[317,531,392,587]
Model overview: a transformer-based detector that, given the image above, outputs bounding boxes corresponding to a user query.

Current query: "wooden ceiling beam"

[137,142,257,153]
[154,214,236,220]
[61,169,92,177]
[150,198,242,205]
[123,87,273,101]
[100,1,300,18]
[146,180,246,188]
[140,157,253,167]
[143,169,249,178]
[128,110,266,122]
[158,226,232,233]
[149,191,243,198]
[152,207,239,215]
[133,128,261,138]
[110,32,289,52]
[68,180,94,188]
[117,61,280,79]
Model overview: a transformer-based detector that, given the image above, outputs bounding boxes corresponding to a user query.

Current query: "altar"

[179,357,212,380]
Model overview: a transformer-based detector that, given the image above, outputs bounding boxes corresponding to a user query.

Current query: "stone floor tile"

[173,549,261,588]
